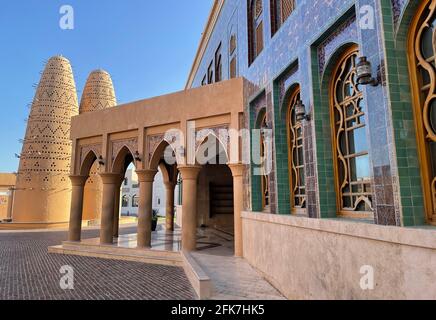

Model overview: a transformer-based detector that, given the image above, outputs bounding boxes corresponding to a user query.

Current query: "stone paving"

[193,228,285,300]
[0,226,196,300]
[192,252,285,300]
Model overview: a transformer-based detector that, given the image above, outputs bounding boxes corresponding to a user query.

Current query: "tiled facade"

[188,0,435,227]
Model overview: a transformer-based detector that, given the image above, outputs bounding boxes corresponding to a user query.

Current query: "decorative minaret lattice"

[12,56,79,224]
[80,70,117,222]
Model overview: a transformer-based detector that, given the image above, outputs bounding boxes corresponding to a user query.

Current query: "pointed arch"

[321,42,359,87]
[80,150,98,176]
[195,132,229,165]
[280,82,300,117]
[112,145,136,175]
[149,140,180,171]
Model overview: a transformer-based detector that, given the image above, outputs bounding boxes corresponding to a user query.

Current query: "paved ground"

[0,226,196,300]
[193,229,285,300]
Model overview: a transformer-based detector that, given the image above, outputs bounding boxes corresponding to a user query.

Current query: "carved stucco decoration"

[195,125,230,157]
[147,130,182,164]
[111,137,138,164]
[79,144,102,169]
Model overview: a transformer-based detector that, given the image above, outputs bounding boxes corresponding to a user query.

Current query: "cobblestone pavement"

[0,227,196,300]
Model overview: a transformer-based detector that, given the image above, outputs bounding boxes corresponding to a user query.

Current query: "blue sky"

[0,0,213,173]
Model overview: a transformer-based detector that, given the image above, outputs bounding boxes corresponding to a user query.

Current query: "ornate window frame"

[286,87,306,214]
[329,45,374,219]
[407,0,436,223]
[260,112,270,210]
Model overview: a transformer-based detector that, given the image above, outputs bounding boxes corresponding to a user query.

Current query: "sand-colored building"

[0,173,16,221]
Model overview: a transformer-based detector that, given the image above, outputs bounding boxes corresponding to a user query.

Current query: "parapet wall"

[242,211,436,300]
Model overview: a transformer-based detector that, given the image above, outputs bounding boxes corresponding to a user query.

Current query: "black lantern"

[134,151,142,162]
[295,100,310,122]
[356,56,379,86]
[98,155,105,166]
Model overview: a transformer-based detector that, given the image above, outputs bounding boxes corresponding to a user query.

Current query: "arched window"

[248,0,264,65]
[122,195,129,207]
[260,113,270,210]
[271,0,295,35]
[330,47,373,218]
[132,194,139,208]
[215,43,222,82]
[408,0,436,222]
[229,33,237,78]
[287,88,306,213]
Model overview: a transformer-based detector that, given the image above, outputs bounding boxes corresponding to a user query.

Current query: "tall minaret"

[80,70,117,222]
[12,56,79,225]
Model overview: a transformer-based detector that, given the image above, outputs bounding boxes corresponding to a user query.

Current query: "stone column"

[229,163,245,257]
[6,187,15,220]
[68,175,88,242]
[178,165,201,252]
[113,177,124,238]
[99,173,121,244]
[165,182,176,231]
[136,170,157,248]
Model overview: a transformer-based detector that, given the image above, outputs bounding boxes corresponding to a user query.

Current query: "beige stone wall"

[242,211,436,300]
[0,195,9,220]
[0,173,16,187]
[82,161,102,221]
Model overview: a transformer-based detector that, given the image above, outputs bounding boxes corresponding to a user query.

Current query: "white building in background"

[121,167,173,217]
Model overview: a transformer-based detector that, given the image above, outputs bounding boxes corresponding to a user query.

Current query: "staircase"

[210,183,234,216]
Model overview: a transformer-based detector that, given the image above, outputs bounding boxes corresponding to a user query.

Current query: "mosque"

[2,0,436,299]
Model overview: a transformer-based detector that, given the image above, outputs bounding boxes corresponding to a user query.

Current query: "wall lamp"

[134,151,142,162]
[295,100,310,122]
[356,56,379,87]
[98,156,105,166]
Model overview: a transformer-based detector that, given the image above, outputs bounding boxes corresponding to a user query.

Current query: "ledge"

[242,211,436,250]
[181,250,212,300]
[0,221,69,231]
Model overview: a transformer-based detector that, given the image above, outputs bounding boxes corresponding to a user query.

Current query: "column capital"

[136,169,158,183]
[69,175,89,187]
[228,163,245,177]
[99,173,123,184]
[178,165,202,180]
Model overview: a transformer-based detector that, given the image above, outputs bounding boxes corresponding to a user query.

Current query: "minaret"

[12,56,79,225]
[80,70,117,223]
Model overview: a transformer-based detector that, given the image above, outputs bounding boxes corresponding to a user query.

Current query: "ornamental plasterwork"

[147,130,181,163]
[111,137,138,162]
[79,144,102,168]
[195,125,230,156]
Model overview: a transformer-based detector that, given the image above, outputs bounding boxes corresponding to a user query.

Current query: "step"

[61,241,181,260]
[212,207,234,214]
[211,200,234,207]
[49,245,183,267]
